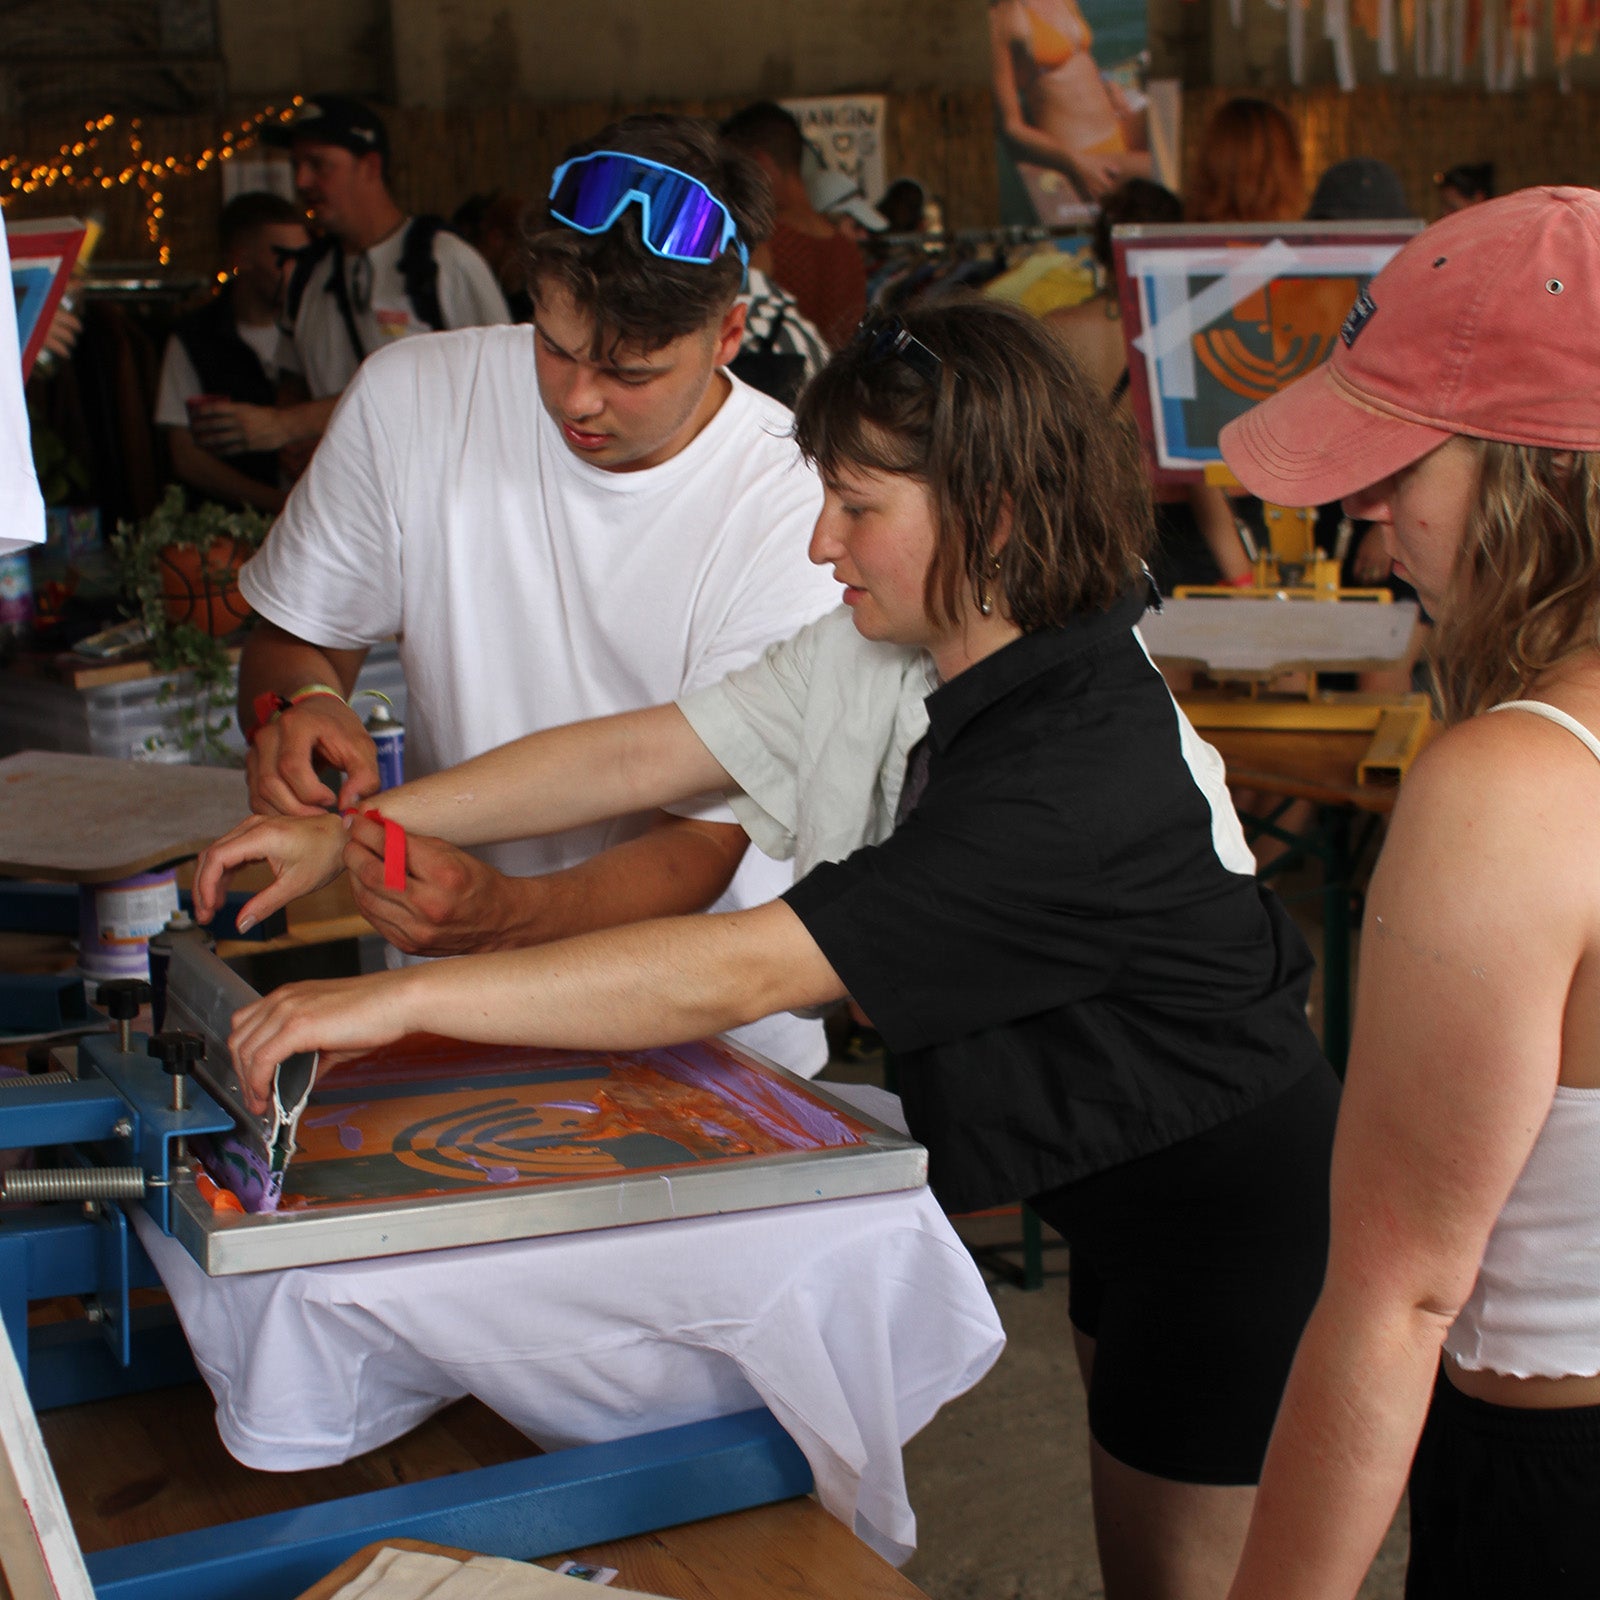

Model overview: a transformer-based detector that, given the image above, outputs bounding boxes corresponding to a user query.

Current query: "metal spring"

[0,1167,146,1203]
[0,1071,76,1089]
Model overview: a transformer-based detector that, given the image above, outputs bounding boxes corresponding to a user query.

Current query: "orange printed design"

[270,1034,869,1212]
[1192,277,1359,403]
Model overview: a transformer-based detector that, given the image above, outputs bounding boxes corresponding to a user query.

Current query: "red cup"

[185,393,228,427]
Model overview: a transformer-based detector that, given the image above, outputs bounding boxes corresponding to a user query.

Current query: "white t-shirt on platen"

[240,326,841,1073]
[276,220,511,398]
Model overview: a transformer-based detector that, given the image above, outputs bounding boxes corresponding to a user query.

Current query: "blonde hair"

[1430,442,1600,723]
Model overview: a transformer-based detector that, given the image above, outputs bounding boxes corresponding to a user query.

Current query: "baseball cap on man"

[808,168,889,232]
[262,95,389,163]
[1220,186,1600,507]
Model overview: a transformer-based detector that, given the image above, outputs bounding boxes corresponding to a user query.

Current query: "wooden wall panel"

[4,83,1593,273]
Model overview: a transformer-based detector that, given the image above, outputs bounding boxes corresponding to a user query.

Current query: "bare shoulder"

[1382,703,1600,916]
[1400,702,1600,817]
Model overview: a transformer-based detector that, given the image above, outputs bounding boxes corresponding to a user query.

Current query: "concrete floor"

[891,1211,1409,1599]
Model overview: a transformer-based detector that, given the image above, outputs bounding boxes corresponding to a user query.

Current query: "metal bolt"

[83,1302,104,1324]
[112,1117,133,1140]
[81,1200,100,1219]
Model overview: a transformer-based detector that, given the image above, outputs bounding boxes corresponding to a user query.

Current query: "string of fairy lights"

[0,96,305,265]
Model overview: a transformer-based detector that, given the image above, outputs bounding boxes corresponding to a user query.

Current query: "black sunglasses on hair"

[853,314,943,385]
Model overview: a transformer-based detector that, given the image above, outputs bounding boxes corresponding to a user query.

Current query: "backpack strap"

[283,235,336,326]
[398,215,448,332]
[322,240,368,365]
[284,235,366,366]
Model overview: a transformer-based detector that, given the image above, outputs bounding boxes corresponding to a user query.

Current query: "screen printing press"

[1,939,1004,1600]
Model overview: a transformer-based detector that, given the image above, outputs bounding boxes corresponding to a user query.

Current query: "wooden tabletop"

[294,1508,932,1599]
[1203,726,1408,814]
[0,751,249,883]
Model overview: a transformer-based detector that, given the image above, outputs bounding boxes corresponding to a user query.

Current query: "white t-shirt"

[240,326,841,1073]
[277,220,511,398]
[2,217,45,554]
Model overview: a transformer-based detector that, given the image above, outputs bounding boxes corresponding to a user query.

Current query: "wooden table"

[294,1512,932,1598]
[39,1379,928,1600]
[1198,722,1417,1072]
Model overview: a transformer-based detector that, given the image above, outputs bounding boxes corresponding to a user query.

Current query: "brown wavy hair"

[791,298,1153,631]
[1188,98,1305,224]
[1430,442,1600,723]
[523,114,773,355]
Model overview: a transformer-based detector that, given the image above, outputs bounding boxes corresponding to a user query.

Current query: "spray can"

[148,909,216,1034]
[357,691,405,790]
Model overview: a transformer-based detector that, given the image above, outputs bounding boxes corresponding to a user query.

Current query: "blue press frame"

[0,1036,815,1598]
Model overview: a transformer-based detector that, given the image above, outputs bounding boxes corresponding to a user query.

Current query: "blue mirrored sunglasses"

[548,151,749,277]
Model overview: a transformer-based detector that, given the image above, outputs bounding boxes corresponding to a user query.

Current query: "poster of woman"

[989,0,1177,225]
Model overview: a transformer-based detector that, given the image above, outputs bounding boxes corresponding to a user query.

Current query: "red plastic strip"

[362,809,407,891]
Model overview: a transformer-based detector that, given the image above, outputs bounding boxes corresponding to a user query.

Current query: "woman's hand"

[193,812,348,932]
[1066,148,1124,201]
[229,971,418,1115]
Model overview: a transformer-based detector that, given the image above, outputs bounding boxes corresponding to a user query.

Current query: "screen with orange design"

[196,1035,872,1214]
[1112,223,1421,487]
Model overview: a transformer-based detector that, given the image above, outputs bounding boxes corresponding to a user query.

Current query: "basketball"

[157,537,254,637]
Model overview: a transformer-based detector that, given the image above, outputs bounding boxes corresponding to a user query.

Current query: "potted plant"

[112,487,272,764]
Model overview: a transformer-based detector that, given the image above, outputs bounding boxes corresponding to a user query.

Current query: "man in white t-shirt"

[191,96,510,468]
[236,114,841,1075]
[153,192,309,514]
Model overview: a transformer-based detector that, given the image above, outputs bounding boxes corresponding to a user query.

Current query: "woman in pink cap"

[1220,185,1600,1598]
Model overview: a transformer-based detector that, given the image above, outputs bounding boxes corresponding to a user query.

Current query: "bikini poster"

[989,0,1180,226]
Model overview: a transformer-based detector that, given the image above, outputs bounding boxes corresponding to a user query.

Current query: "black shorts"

[1027,1065,1337,1485]
[1407,1368,1600,1599]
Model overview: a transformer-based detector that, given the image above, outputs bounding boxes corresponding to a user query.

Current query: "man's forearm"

[237,619,366,734]
[484,817,750,951]
[277,396,338,446]
[167,428,286,515]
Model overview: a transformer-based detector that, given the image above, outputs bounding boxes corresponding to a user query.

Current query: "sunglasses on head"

[853,314,944,385]
[548,151,749,278]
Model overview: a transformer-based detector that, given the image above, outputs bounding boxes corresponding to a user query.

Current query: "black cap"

[1306,158,1410,222]
[261,95,389,163]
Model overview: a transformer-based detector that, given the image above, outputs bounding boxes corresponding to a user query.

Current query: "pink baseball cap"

[1220,186,1600,506]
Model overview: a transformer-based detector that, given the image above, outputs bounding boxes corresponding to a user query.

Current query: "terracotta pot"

[156,537,254,637]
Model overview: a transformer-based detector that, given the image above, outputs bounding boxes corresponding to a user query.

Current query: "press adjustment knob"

[96,980,151,1020]
[147,1031,204,1072]
[97,980,152,1053]
[148,1030,204,1117]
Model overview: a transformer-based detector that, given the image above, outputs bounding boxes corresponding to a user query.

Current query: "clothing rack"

[875,222,1091,252]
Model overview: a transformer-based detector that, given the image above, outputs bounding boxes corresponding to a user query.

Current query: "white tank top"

[1442,699,1600,1378]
